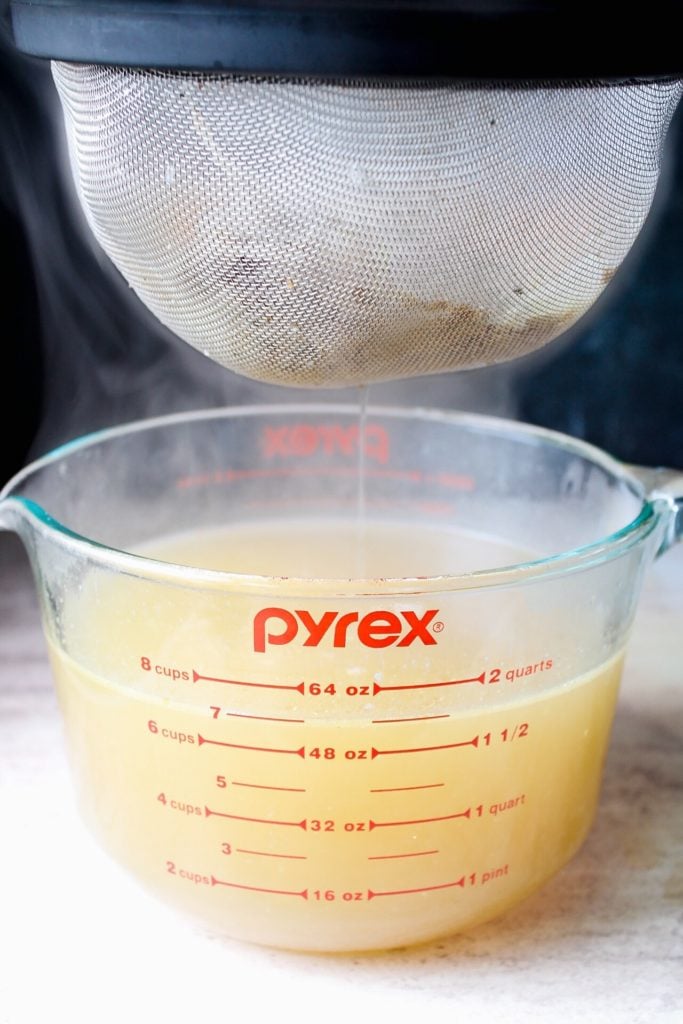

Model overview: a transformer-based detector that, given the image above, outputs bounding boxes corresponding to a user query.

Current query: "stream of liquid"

[355,384,369,578]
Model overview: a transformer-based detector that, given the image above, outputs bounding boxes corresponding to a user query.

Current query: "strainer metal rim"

[11,0,683,79]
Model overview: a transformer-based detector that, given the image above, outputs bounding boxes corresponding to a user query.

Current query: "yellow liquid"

[49,520,622,952]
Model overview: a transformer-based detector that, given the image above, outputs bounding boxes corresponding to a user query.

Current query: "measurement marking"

[426,471,476,492]
[367,877,465,899]
[371,735,479,758]
[193,670,304,694]
[205,806,306,829]
[232,781,307,793]
[370,783,445,793]
[211,875,308,899]
[372,714,450,724]
[198,734,306,757]
[236,848,307,860]
[177,467,426,490]
[373,673,485,695]
[226,711,305,724]
[369,807,471,830]
[368,850,438,861]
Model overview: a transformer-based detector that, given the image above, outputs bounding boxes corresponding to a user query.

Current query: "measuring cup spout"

[0,494,30,537]
[0,456,57,559]
[0,495,49,573]
[0,442,72,546]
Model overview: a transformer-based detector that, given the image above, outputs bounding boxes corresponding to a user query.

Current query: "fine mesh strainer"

[9,1,683,387]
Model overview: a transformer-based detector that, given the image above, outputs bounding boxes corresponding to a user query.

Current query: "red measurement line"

[236,848,308,860]
[372,714,450,724]
[369,807,470,830]
[426,471,476,492]
[226,712,305,724]
[373,673,484,695]
[232,781,307,793]
[193,670,304,694]
[370,783,445,793]
[367,877,465,899]
[177,467,425,488]
[204,806,306,829]
[371,735,479,758]
[211,875,308,899]
[198,734,306,757]
[368,850,438,861]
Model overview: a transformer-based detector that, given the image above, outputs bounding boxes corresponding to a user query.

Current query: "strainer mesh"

[52,64,681,386]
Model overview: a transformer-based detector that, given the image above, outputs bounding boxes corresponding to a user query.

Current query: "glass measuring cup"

[1,405,680,953]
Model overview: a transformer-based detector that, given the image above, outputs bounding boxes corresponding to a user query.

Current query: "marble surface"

[0,532,681,1024]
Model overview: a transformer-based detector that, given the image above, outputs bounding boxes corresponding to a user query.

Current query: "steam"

[0,30,528,463]
[0,31,262,456]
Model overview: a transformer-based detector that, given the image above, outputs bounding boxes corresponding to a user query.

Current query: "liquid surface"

[49,519,623,952]
[138,518,537,578]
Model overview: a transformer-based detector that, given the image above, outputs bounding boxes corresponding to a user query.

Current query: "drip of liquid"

[355,384,370,578]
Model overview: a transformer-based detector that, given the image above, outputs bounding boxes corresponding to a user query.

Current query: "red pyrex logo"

[262,423,390,464]
[253,607,440,653]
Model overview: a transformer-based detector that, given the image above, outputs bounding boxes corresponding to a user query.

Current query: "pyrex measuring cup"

[1,406,681,952]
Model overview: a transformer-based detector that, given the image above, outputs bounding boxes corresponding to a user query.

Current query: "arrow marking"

[205,806,307,829]
[198,734,306,757]
[371,735,479,758]
[369,807,471,830]
[193,670,304,694]
[211,876,308,899]
[367,877,465,899]
[373,673,484,695]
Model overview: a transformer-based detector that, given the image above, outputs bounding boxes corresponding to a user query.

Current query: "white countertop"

[1,532,681,1024]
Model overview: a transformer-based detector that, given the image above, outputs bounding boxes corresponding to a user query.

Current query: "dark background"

[1,28,682,484]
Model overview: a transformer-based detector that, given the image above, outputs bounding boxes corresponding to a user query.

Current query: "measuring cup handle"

[627,464,683,555]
